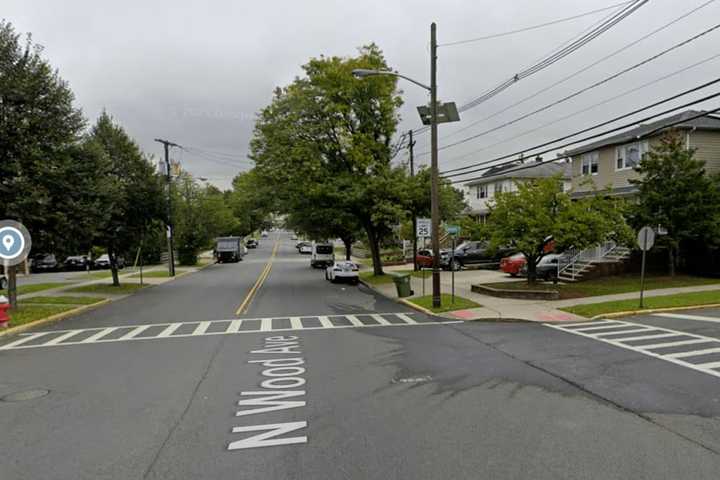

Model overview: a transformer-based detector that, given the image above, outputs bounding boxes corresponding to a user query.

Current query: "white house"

[464,160,572,222]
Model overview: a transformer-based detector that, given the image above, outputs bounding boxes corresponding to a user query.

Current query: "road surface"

[2,233,720,479]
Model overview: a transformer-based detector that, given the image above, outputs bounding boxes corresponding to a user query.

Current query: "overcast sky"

[4,0,720,189]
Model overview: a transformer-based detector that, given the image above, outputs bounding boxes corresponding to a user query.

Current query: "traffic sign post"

[416,218,431,238]
[637,226,656,308]
[445,225,460,304]
[0,220,32,310]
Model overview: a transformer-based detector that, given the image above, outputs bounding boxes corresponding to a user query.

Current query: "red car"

[500,253,526,277]
[415,249,434,269]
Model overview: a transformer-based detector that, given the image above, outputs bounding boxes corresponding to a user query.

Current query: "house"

[464,159,572,222]
[566,110,720,198]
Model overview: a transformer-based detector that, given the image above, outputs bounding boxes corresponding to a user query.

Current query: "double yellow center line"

[235,239,280,316]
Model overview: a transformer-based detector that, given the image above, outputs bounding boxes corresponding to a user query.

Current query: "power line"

[441,0,718,143]
[182,145,248,160]
[443,87,720,179]
[448,106,720,185]
[182,147,254,169]
[438,2,632,47]
[421,21,720,158]
[441,52,720,169]
[456,0,649,113]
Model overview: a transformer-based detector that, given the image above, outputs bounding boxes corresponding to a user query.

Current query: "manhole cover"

[1,389,50,402]
[392,375,432,384]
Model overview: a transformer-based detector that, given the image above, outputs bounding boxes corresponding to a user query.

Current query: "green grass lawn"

[482,274,720,299]
[1,282,70,296]
[66,283,146,295]
[358,271,397,285]
[20,296,106,305]
[128,269,185,278]
[408,294,482,314]
[561,290,720,318]
[4,304,76,328]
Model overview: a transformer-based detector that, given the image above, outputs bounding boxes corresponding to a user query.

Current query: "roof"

[570,185,639,199]
[464,160,571,186]
[566,110,720,157]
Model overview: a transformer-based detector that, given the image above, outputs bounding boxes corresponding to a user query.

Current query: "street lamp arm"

[352,69,430,91]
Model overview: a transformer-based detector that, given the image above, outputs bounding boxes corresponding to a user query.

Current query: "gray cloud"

[5,0,720,189]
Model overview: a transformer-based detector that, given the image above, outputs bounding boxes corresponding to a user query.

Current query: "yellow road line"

[235,239,280,316]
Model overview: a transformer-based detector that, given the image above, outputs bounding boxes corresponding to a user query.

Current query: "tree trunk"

[109,247,120,286]
[526,255,538,285]
[668,245,676,277]
[364,224,384,276]
[7,265,17,308]
[342,237,352,261]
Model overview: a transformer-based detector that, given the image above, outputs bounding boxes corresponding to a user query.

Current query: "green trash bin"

[392,273,414,298]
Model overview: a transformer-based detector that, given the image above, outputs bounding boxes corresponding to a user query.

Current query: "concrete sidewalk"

[361,261,720,323]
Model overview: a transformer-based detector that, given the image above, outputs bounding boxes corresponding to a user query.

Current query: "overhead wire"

[442,88,720,180]
[456,0,649,113]
[417,21,720,158]
[441,52,720,169]
[440,0,718,143]
[438,2,633,47]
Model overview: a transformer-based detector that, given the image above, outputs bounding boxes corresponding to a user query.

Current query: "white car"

[310,242,335,268]
[325,261,359,284]
[298,243,312,254]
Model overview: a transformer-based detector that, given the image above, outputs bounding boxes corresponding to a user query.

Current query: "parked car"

[500,253,526,277]
[416,248,451,269]
[311,242,335,268]
[246,238,259,249]
[325,261,359,284]
[0,274,7,290]
[297,241,312,254]
[214,236,245,263]
[93,254,126,269]
[290,233,298,241]
[261,230,269,238]
[446,241,514,271]
[519,253,564,281]
[64,255,91,271]
[30,253,59,272]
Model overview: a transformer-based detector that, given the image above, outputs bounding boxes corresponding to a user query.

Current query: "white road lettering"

[228,335,308,451]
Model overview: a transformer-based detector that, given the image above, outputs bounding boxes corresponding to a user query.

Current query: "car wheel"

[509,272,517,277]
[451,259,462,271]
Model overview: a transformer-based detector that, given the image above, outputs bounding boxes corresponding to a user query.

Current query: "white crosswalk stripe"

[546,320,720,379]
[0,312,458,351]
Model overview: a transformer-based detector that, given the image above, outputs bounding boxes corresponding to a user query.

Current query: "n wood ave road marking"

[547,319,720,379]
[0,312,460,351]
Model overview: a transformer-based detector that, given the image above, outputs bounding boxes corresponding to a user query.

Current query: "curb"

[591,302,720,320]
[0,299,111,338]
[358,279,522,323]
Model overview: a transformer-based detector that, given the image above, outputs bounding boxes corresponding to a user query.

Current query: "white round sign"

[0,220,32,266]
[637,226,655,251]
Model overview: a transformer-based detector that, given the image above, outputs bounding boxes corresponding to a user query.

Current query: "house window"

[494,182,504,195]
[616,141,648,170]
[581,152,599,176]
[477,185,487,199]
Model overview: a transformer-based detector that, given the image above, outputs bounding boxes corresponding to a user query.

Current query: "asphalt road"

[2,233,720,479]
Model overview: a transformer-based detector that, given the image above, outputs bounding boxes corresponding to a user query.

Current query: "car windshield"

[315,245,333,254]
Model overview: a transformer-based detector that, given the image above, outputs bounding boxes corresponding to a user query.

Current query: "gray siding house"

[566,110,720,198]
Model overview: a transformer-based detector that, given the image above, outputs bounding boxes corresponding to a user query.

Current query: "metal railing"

[557,241,619,281]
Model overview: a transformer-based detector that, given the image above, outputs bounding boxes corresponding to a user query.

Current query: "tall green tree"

[489,176,631,284]
[89,112,165,285]
[630,132,720,276]
[250,45,413,275]
[0,21,88,253]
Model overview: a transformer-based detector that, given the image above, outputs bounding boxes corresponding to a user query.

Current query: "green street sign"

[445,225,460,235]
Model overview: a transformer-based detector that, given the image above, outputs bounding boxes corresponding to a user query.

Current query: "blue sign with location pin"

[0,220,32,266]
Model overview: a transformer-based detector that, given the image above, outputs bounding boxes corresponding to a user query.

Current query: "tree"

[630,131,720,276]
[250,45,415,275]
[488,176,631,284]
[89,112,165,285]
[0,21,87,253]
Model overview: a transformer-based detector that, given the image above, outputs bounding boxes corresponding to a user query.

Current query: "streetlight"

[352,23,459,308]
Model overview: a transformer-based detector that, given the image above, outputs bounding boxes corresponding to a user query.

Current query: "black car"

[64,255,91,271]
[445,241,514,271]
[31,253,59,272]
[519,253,564,281]
[246,238,259,249]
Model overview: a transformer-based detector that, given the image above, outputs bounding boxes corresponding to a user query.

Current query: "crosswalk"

[546,319,720,379]
[0,312,458,351]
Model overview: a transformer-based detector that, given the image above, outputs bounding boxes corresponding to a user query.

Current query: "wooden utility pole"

[154,138,180,277]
